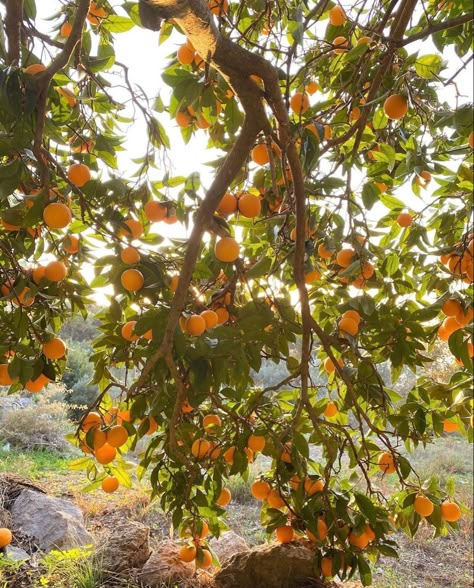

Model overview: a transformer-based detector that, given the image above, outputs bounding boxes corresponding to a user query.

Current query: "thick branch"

[5,0,23,65]
[397,12,474,46]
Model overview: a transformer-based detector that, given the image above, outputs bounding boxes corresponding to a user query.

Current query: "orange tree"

[0,0,473,582]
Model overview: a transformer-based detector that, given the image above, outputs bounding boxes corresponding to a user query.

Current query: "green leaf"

[379,193,405,210]
[354,492,377,524]
[103,15,135,33]
[357,556,372,586]
[415,55,443,79]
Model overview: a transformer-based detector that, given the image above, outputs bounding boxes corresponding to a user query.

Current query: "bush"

[0,388,73,452]
[62,343,98,421]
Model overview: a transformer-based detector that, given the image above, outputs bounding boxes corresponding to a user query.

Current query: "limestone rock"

[100,520,151,576]
[0,507,11,528]
[11,489,93,552]
[139,540,195,587]
[5,545,30,561]
[209,531,250,565]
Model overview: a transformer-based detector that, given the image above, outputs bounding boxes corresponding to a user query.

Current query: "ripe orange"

[321,557,333,577]
[43,202,72,229]
[95,443,117,465]
[323,401,338,418]
[440,501,461,522]
[107,425,129,447]
[416,170,432,187]
[192,438,211,459]
[251,144,270,166]
[384,94,408,120]
[0,528,12,548]
[202,414,222,432]
[442,316,462,336]
[276,526,295,543]
[238,193,261,218]
[251,480,271,500]
[121,246,140,265]
[215,237,240,262]
[441,299,462,317]
[32,265,46,284]
[0,364,16,386]
[305,81,319,95]
[336,248,356,267]
[91,429,107,450]
[378,451,396,474]
[169,275,179,292]
[339,316,359,336]
[443,419,458,433]
[42,337,66,360]
[318,243,334,259]
[348,530,370,548]
[67,163,91,187]
[179,544,197,562]
[144,201,167,222]
[25,374,50,393]
[304,478,324,495]
[247,434,265,452]
[333,36,349,53]
[414,495,434,517]
[121,320,139,341]
[304,269,322,284]
[63,234,79,253]
[216,487,232,507]
[82,411,102,432]
[350,106,361,121]
[60,21,73,37]
[24,63,47,75]
[469,131,474,148]
[200,309,218,329]
[397,212,413,227]
[142,416,158,435]
[120,218,144,240]
[290,92,310,115]
[358,36,372,45]
[361,261,375,279]
[209,0,229,15]
[102,476,119,493]
[121,268,144,292]
[196,549,213,569]
[45,260,67,282]
[267,489,286,509]
[56,86,77,108]
[324,356,343,374]
[177,44,195,65]
[342,309,361,324]
[176,110,192,127]
[186,314,207,336]
[87,1,107,23]
[306,518,328,542]
[218,192,238,215]
[329,5,346,25]
[215,307,230,324]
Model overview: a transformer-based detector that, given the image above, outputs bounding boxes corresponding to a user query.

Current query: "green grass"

[0,447,70,479]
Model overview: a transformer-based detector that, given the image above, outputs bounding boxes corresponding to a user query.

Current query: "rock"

[213,541,328,588]
[11,489,93,552]
[5,545,30,561]
[0,507,11,528]
[209,531,250,565]
[139,540,195,587]
[100,520,151,576]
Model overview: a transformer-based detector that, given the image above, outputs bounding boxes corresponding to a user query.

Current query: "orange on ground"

[290,92,310,115]
[397,212,413,227]
[440,501,461,522]
[196,549,213,569]
[95,443,117,465]
[200,309,218,329]
[323,401,338,418]
[339,316,359,336]
[107,425,129,447]
[238,193,261,218]
[43,202,72,229]
[304,478,324,495]
[0,364,16,386]
[276,526,294,543]
[0,528,12,548]
[384,94,408,120]
[42,337,66,360]
[443,419,458,433]
[215,237,240,262]
[121,246,141,265]
[45,260,67,282]
[186,314,207,336]
[179,544,197,563]
[378,451,396,474]
[121,268,144,292]
[336,248,356,267]
[216,487,232,507]
[67,163,91,187]
[144,201,167,222]
[63,235,79,253]
[202,414,222,432]
[121,320,139,341]
[324,356,343,374]
[414,495,434,517]
[251,480,271,500]
[251,144,270,166]
[102,476,119,493]
[82,411,102,432]
[218,192,238,215]
[441,299,462,317]
[247,434,265,452]
[329,5,346,25]
[192,438,211,459]
[177,44,195,65]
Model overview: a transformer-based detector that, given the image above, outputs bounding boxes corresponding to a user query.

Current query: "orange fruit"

[120,218,144,240]
[200,309,218,329]
[218,192,238,215]
[196,548,213,569]
[176,111,192,127]
[121,268,144,292]
[414,495,434,517]
[142,416,158,435]
[209,0,229,15]
[107,425,129,447]
[25,374,50,393]
[192,438,211,459]
[336,248,356,267]
[24,63,47,75]
[290,92,310,115]
[443,419,458,433]
[267,489,286,509]
[442,316,462,336]
[179,544,197,562]
[91,429,107,450]
[202,414,222,432]
[323,401,338,418]
[251,144,270,166]
[215,307,230,324]
[63,234,79,253]
[215,237,240,262]
[304,269,322,284]
[329,5,346,25]
[45,260,67,282]
[251,480,271,500]
[276,526,294,543]
[339,316,359,336]
[101,476,119,493]
[32,265,46,284]
[305,81,319,95]
[324,356,343,374]
[375,181,388,193]
[177,44,195,65]
[82,411,102,432]
[186,314,207,336]
[169,275,179,292]
[121,246,140,265]
[238,193,261,218]
[378,451,396,474]
[95,443,117,465]
[0,528,12,548]
[144,201,167,222]
[67,163,91,187]
[60,21,73,37]
[318,243,334,259]
[358,36,372,45]
[440,501,461,522]
[333,36,349,53]
[306,518,328,542]
[87,1,107,23]
[43,202,72,229]
[441,299,462,317]
[321,557,333,577]
[416,170,432,187]
[304,478,324,495]
[361,261,374,279]
[56,87,77,108]
[348,530,370,548]
[121,320,139,341]
[397,212,413,227]
[469,131,474,148]
[42,337,66,360]
[247,434,265,452]
[384,94,408,120]
[0,364,16,386]
[342,310,361,324]
[350,106,361,121]
[216,487,232,507]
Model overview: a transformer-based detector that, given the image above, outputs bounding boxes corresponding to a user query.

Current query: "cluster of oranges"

[178,521,213,569]
[217,191,261,219]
